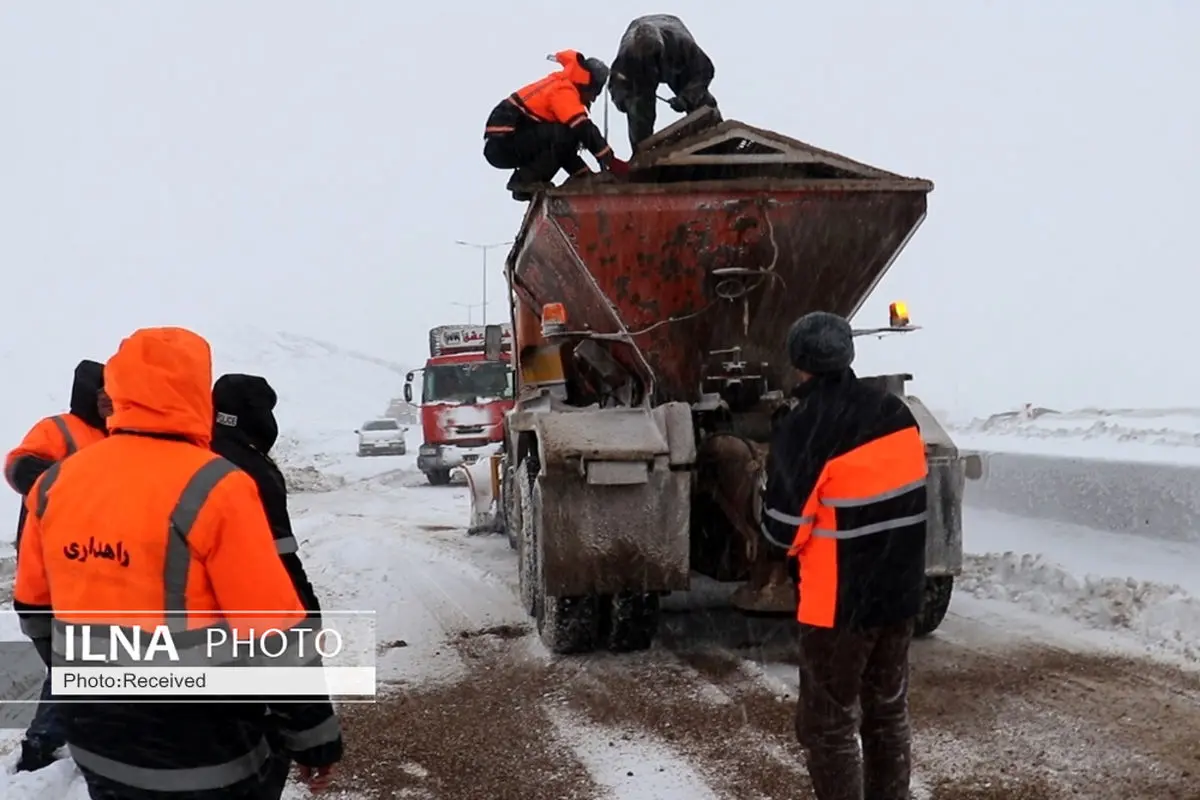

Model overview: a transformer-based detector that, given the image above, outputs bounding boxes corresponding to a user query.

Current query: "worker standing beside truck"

[483,49,629,201]
[608,14,717,153]
[760,311,928,800]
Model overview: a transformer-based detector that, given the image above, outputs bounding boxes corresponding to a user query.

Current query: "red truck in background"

[404,324,515,485]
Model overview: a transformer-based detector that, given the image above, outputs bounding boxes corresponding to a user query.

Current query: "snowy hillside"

[950,405,1200,464]
[0,326,413,557]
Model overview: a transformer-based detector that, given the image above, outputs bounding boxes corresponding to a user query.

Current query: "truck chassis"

[469,110,980,655]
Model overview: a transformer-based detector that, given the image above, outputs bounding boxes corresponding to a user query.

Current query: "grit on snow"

[2,336,1200,798]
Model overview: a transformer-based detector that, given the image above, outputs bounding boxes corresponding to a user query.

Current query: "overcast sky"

[1,2,1196,418]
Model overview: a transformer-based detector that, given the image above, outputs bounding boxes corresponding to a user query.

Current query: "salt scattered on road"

[548,710,721,800]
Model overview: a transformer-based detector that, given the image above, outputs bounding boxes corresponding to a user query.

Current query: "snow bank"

[960,552,1200,662]
[952,405,1200,465]
[962,508,1200,664]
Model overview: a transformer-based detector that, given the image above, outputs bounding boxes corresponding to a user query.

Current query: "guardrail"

[962,449,1200,544]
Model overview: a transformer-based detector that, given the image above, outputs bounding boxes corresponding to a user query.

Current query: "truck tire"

[914,575,954,638]
[426,469,452,486]
[502,460,519,551]
[538,590,601,655]
[516,458,537,616]
[523,468,599,654]
[605,592,660,653]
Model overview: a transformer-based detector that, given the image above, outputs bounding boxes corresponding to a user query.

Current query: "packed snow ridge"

[961,552,1200,662]
[953,405,1200,449]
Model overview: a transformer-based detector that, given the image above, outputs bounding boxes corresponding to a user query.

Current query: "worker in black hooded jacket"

[211,373,327,799]
[608,14,718,152]
[211,373,321,615]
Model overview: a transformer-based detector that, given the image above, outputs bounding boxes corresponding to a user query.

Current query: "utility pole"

[450,301,481,324]
[454,239,513,326]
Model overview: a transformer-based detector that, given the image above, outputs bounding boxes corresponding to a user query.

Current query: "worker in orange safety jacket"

[5,358,110,772]
[759,311,928,800]
[6,359,110,547]
[483,49,630,201]
[13,327,343,800]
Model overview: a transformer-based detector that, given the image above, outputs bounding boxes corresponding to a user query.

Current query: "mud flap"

[904,397,965,578]
[531,404,695,598]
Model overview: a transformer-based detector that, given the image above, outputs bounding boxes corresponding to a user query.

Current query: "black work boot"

[16,738,59,772]
[506,170,552,202]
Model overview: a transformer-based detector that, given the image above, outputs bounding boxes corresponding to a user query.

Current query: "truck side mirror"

[484,325,503,361]
[354,429,360,435]
[403,383,413,404]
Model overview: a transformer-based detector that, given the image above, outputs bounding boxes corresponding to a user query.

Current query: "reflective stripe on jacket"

[483,50,613,161]
[761,370,929,629]
[5,412,105,493]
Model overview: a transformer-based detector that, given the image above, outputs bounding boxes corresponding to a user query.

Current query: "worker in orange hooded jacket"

[13,327,343,800]
[5,358,110,772]
[483,49,630,201]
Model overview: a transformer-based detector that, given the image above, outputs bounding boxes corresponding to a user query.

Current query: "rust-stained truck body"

[479,109,975,654]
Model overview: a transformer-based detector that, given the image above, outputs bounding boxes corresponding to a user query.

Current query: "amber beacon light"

[541,303,568,336]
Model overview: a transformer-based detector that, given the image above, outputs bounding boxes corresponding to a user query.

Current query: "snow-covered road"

[3,429,1200,799]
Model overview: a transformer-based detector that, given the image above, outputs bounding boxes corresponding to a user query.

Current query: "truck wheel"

[516,458,538,616]
[605,592,660,653]
[426,469,452,486]
[914,575,954,638]
[502,460,519,551]
[538,593,601,655]
[526,477,599,654]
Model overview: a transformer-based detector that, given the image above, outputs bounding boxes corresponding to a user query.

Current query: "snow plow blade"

[455,456,503,536]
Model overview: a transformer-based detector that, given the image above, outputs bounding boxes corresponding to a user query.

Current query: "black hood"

[212,373,280,453]
[70,359,106,431]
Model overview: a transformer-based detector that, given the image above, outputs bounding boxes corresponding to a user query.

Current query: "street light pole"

[454,239,513,326]
[450,302,481,324]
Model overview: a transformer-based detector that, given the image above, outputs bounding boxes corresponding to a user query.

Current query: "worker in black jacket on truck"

[608,14,718,152]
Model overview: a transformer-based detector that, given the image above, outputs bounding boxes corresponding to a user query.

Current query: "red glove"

[607,157,630,177]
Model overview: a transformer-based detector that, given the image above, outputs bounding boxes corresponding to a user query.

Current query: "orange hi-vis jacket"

[14,327,341,793]
[484,49,614,162]
[5,412,106,494]
[760,370,929,629]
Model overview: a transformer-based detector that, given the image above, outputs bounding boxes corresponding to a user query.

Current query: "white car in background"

[356,418,408,457]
